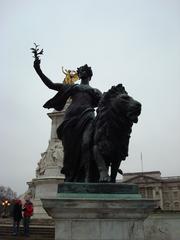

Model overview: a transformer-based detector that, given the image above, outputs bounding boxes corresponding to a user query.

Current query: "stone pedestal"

[42,183,158,240]
[28,177,64,219]
[27,109,67,218]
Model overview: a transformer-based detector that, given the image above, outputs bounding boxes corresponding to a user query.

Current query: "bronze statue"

[93,84,141,182]
[32,44,141,183]
[32,44,102,182]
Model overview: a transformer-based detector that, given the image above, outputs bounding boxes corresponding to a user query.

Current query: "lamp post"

[1,199,11,218]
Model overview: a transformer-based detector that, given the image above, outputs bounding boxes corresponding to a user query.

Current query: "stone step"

[1,227,54,232]
[0,218,54,226]
[0,225,55,240]
[1,226,54,232]
[0,236,54,240]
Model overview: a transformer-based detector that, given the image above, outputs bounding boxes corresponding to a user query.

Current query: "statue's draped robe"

[43,84,102,182]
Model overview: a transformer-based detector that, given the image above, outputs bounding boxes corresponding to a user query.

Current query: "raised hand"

[33,58,41,68]
[30,43,43,60]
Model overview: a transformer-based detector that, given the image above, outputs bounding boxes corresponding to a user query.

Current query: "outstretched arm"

[34,59,62,91]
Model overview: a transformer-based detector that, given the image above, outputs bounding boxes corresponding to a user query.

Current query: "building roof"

[123,171,161,176]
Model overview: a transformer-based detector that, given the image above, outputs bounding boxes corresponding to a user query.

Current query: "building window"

[174,202,180,210]
[147,187,153,198]
[173,192,178,200]
[163,192,170,200]
[140,188,145,198]
[164,202,170,210]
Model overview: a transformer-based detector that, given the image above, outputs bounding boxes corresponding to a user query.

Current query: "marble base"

[32,198,51,219]
[42,183,158,240]
[28,176,64,219]
[144,211,180,240]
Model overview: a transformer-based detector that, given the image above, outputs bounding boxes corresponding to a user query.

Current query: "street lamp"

[1,200,11,218]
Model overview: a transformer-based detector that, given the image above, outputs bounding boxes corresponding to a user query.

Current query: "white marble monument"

[28,108,66,219]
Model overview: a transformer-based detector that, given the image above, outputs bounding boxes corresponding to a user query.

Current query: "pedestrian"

[12,199,22,236]
[22,199,33,237]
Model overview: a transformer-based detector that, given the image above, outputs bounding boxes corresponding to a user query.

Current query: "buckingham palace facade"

[122,171,180,211]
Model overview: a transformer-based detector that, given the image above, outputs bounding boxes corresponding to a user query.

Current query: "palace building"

[122,171,180,211]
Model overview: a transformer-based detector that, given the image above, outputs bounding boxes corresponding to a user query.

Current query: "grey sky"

[1,0,180,195]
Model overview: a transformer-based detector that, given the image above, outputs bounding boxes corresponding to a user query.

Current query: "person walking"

[12,199,22,236]
[22,199,33,237]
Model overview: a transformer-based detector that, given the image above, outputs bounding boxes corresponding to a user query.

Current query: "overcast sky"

[1,0,180,195]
